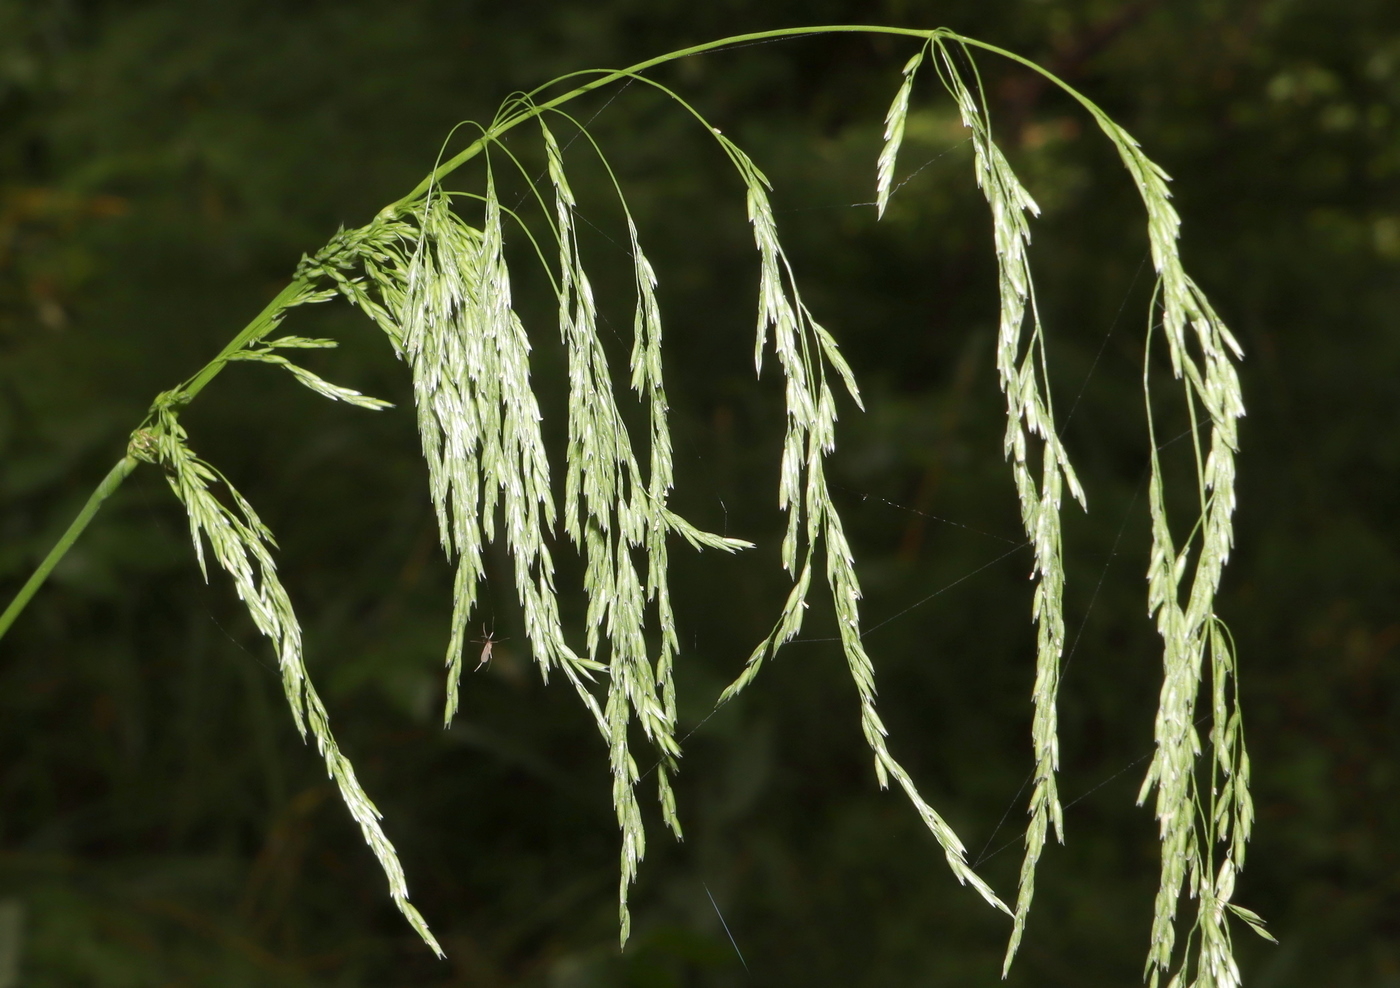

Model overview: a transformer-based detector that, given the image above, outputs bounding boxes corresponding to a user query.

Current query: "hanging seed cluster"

[109,26,1264,985]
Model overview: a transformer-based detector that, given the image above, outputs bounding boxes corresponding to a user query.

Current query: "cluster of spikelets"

[108,27,1268,986]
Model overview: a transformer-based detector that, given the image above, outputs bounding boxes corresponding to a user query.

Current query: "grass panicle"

[924,39,1085,974]
[1,26,1262,980]
[1135,270,1255,986]
[542,115,684,940]
[126,338,440,957]
[708,117,1009,917]
[951,31,1257,984]
[871,32,1259,983]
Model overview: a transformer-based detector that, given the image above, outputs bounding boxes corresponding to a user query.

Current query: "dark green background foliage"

[1,0,1396,984]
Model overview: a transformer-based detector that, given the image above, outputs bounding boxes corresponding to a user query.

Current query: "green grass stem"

[0,456,139,639]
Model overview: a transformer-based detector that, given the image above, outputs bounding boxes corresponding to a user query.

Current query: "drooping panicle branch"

[921,38,1087,973]
[711,107,1010,918]
[874,31,1260,983]
[125,304,441,956]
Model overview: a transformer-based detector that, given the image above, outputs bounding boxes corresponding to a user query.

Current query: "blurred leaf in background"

[1,0,1397,985]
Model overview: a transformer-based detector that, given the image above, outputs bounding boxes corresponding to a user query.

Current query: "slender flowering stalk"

[0,25,1266,982]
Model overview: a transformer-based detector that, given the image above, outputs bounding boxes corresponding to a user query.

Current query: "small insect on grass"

[474,625,507,672]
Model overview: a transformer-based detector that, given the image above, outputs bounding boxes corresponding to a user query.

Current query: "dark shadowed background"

[1,1,1397,985]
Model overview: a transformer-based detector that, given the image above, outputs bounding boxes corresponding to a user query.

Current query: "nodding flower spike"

[25,28,1248,982]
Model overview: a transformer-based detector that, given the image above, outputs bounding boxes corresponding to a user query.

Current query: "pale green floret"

[876,46,927,219]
